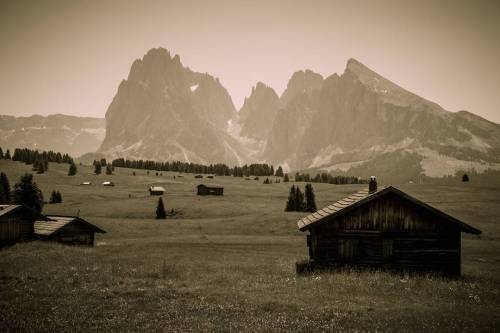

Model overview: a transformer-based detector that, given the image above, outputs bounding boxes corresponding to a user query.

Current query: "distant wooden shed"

[196,184,223,196]
[297,181,481,276]
[34,215,106,246]
[0,205,49,246]
[149,186,165,195]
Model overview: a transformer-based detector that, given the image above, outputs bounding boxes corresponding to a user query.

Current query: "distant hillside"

[0,114,105,157]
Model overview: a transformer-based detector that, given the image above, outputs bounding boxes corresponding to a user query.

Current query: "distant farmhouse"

[102,181,115,186]
[197,184,223,196]
[297,178,481,276]
[0,205,105,247]
[149,186,165,196]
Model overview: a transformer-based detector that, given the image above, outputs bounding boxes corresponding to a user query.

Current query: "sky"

[1,0,499,123]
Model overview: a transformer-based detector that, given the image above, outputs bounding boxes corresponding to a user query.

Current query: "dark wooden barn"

[197,184,224,196]
[297,181,481,276]
[0,205,50,247]
[34,215,106,246]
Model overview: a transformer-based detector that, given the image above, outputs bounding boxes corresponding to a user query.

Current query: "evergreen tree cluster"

[0,147,12,159]
[68,162,78,176]
[275,166,284,177]
[285,183,317,212]
[112,158,275,177]
[0,172,11,204]
[294,172,367,185]
[93,160,102,175]
[49,190,63,204]
[11,147,73,165]
[12,173,44,212]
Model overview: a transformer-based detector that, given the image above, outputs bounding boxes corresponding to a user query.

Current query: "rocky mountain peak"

[280,69,323,106]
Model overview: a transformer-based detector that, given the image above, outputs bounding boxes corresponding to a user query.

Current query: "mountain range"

[0,114,105,157]
[2,47,500,182]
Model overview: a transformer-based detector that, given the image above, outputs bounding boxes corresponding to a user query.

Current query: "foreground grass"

[1,242,499,332]
[1,159,500,331]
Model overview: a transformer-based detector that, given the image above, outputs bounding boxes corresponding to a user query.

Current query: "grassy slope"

[0,159,499,332]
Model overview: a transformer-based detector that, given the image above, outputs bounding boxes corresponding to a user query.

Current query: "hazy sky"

[1,0,499,123]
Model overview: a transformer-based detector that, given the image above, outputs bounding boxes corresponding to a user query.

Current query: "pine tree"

[0,147,3,159]
[5,149,11,159]
[304,183,317,212]
[12,173,44,212]
[50,190,58,204]
[0,172,11,204]
[295,186,305,212]
[285,185,296,211]
[68,162,77,176]
[275,166,284,177]
[36,159,45,174]
[156,197,166,219]
[462,173,469,182]
[57,191,62,203]
[94,161,102,175]
[270,165,274,176]
[106,163,113,175]
[283,173,289,182]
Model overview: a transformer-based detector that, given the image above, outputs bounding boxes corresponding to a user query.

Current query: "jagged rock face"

[263,59,500,179]
[280,70,324,106]
[0,114,105,157]
[99,48,242,164]
[237,82,281,141]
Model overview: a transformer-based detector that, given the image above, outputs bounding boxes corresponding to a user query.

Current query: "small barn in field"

[0,205,50,246]
[197,184,223,196]
[149,186,165,195]
[35,216,106,246]
[297,179,481,276]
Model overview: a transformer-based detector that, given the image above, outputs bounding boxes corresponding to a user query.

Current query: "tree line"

[112,158,278,177]
[294,172,368,185]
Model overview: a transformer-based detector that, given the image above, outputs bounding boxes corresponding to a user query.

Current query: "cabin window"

[338,239,359,259]
[383,239,393,257]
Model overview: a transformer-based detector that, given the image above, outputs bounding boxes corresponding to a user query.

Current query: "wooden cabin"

[149,186,165,195]
[297,179,481,276]
[196,184,223,196]
[34,216,106,246]
[0,205,49,247]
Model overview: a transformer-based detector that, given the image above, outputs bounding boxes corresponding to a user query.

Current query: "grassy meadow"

[0,159,499,332]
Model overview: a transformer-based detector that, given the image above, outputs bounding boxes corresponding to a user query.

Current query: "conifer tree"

[0,147,3,159]
[304,183,317,212]
[270,165,274,176]
[275,166,284,177]
[283,173,289,182]
[0,172,11,204]
[285,185,296,212]
[12,173,44,212]
[68,162,77,176]
[94,161,102,175]
[5,149,11,159]
[462,173,469,182]
[50,190,61,204]
[156,197,166,219]
[295,186,305,212]
[106,163,113,175]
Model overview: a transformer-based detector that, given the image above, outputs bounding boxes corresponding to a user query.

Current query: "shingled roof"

[34,216,106,236]
[0,204,49,220]
[297,186,481,235]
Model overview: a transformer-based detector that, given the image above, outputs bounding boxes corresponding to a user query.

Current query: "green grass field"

[1,159,499,332]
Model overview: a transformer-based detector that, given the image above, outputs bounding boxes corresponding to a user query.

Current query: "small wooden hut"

[297,179,481,276]
[34,215,106,246]
[149,186,165,195]
[0,205,49,246]
[196,184,223,196]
